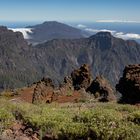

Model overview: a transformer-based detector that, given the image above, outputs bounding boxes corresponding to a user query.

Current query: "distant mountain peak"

[26,21,86,44]
[89,32,113,50]
[42,21,61,25]
[96,31,112,37]
[90,32,112,39]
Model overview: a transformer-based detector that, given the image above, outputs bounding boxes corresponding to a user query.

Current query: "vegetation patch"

[0,99,140,140]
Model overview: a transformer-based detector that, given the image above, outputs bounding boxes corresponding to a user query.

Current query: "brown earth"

[11,86,83,104]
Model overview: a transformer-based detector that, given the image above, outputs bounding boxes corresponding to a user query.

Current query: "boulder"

[87,76,116,102]
[116,64,140,104]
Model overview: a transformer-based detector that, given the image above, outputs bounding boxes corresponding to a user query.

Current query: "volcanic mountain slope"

[0,26,140,90]
[35,32,140,86]
[0,26,41,89]
[26,21,86,44]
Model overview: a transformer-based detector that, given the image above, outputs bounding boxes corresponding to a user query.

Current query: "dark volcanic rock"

[32,77,55,103]
[116,64,140,104]
[71,64,92,90]
[87,76,116,102]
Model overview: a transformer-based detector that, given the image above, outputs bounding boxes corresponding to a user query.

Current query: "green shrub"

[128,110,140,124]
[0,99,140,139]
[0,108,15,134]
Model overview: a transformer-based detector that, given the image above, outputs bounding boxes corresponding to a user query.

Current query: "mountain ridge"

[34,31,140,85]
[0,26,140,90]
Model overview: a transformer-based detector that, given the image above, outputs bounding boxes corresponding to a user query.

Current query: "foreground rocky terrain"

[0,63,140,140]
[7,64,116,104]
[1,63,139,105]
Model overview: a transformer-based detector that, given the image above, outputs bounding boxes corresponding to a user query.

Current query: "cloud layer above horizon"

[96,20,140,23]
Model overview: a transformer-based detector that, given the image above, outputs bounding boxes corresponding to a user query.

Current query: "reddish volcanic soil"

[14,86,36,103]
[14,86,82,104]
[56,91,82,103]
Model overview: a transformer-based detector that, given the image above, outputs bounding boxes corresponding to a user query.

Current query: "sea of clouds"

[77,24,140,40]
[9,28,33,39]
[9,23,140,41]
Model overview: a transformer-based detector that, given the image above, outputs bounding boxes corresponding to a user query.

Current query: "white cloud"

[9,28,33,39]
[84,27,140,40]
[96,20,140,23]
[115,32,140,39]
[85,28,116,34]
[85,28,99,33]
[77,24,87,28]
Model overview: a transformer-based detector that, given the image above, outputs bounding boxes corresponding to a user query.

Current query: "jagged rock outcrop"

[31,64,93,103]
[71,64,92,90]
[14,64,118,103]
[32,77,55,103]
[116,64,140,104]
[58,76,74,96]
[87,76,116,102]
[61,76,74,90]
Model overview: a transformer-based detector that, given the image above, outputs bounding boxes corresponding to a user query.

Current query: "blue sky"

[0,0,140,22]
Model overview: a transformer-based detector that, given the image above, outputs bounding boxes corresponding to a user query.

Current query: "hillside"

[0,27,140,90]
[0,26,41,89]
[35,32,140,86]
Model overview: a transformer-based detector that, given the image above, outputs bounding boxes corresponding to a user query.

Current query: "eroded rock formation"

[71,64,92,90]
[87,76,116,102]
[17,64,116,104]
[32,77,55,103]
[116,64,140,104]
